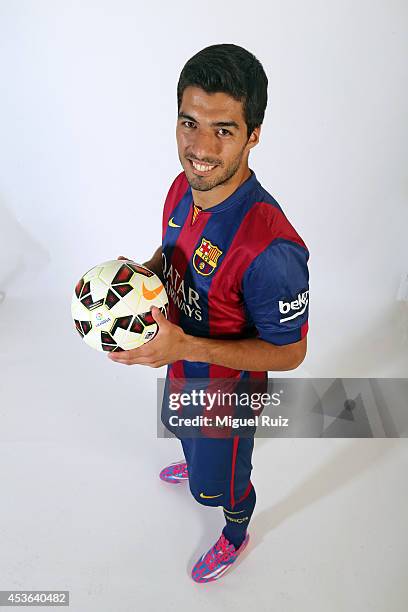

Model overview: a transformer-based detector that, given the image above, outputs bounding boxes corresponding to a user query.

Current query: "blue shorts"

[180,436,254,509]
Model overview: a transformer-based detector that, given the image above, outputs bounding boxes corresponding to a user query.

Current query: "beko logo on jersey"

[279,289,309,323]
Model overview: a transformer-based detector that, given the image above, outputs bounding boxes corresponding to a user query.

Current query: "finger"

[107,349,152,363]
[108,356,155,366]
[150,305,166,324]
[108,343,151,357]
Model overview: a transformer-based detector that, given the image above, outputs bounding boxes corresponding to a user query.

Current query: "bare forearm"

[183,335,305,372]
[143,246,163,283]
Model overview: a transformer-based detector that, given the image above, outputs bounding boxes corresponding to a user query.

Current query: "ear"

[245,125,261,152]
[250,125,261,147]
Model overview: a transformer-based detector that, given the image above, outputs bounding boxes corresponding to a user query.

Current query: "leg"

[179,437,194,468]
[221,436,256,548]
[222,483,256,548]
[188,435,255,582]
[186,435,256,535]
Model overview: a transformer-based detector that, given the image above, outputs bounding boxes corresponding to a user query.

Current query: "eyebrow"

[178,112,240,130]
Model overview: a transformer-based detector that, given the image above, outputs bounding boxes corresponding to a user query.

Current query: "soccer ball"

[71,259,168,352]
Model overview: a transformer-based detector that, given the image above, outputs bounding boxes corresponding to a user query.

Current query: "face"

[176,86,260,192]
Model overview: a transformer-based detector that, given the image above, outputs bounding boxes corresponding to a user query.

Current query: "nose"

[188,130,220,164]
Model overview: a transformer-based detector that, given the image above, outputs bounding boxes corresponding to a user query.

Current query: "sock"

[222,484,256,549]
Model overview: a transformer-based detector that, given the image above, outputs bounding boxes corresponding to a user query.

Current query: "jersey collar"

[187,168,259,214]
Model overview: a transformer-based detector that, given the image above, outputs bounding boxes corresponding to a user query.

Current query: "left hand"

[106,306,187,367]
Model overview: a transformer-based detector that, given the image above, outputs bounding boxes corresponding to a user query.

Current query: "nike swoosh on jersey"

[142,282,164,300]
[199,492,223,499]
[168,217,181,228]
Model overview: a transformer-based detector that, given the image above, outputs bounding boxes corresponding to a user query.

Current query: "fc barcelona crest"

[193,237,223,276]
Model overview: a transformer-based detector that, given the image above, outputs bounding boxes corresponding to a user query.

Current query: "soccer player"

[108,43,309,583]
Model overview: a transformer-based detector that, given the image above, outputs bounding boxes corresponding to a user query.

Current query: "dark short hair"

[177,43,268,141]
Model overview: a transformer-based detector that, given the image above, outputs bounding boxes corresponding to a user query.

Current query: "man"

[108,43,309,583]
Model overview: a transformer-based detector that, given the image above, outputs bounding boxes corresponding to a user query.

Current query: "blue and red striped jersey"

[161,168,309,381]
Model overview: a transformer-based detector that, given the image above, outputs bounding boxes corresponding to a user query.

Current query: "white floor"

[0,296,407,611]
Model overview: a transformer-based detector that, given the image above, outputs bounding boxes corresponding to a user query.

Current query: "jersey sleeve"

[242,238,309,346]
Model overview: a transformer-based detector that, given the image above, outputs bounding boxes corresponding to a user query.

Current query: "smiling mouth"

[188,159,218,175]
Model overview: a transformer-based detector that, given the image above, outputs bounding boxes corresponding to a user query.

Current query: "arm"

[107,306,307,371]
[184,334,307,372]
[143,245,164,284]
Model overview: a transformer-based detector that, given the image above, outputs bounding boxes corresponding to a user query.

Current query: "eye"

[181,121,232,137]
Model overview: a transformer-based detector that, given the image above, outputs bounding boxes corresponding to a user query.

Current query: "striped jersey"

[161,168,309,382]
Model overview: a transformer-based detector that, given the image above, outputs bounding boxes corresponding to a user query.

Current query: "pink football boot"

[191,532,250,583]
[159,460,188,484]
